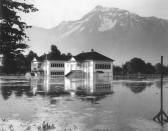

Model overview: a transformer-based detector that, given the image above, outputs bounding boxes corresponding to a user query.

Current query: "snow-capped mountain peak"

[92,5,113,12]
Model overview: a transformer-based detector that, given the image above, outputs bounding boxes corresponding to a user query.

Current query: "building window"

[50,71,64,76]
[95,84,111,89]
[50,63,64,67]
[95,64,111,69]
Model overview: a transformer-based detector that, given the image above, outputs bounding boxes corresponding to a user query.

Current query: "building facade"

[31,50,114,78]
[31,58,67,76]
[65,50,114,80]
[0,54,3,73]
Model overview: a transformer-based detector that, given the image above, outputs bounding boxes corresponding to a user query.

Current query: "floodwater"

[0,76,168,130]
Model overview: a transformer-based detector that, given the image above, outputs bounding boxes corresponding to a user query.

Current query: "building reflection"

[0,75,113,100]
[30,76,68,96]
[64,73,113,96]
[30,74,113,97]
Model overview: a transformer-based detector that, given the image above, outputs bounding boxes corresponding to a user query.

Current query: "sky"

[21,0,168,29]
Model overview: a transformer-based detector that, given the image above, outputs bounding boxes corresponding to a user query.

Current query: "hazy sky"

[21,0,168,28]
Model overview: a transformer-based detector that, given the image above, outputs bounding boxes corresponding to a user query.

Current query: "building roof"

[47,55,70,61]
[74,51,114,62]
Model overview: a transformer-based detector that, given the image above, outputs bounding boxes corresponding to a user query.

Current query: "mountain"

[26,5,168,65]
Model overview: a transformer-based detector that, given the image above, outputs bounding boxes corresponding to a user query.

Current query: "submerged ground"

[0,76,168,131]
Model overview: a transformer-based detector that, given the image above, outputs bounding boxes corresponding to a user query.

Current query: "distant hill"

[26,5,168,65]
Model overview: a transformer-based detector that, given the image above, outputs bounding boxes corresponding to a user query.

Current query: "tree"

[0,0,38,73]
[15,54,27,73]
[155,63,168,75]
[113,65,123,75]
[145,63,155,74]
[122,58,149,74]
[67,53,72,57]
[129,58,146,74]
[25,50,38,71]
[51,45,61,56]
[122,62,131,74]
[49,45,61,59]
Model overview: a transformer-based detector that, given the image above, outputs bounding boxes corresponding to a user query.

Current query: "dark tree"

[0,0,38,73]
[49,45,61,59]
[155,63,162,74]
[155,63,168,75]
[113,65,123,75]
[39,45,72,61]
[15,54,27,73]
[122,62,131,74]
[122,58,152,74]
[67,53,72,57]
[145,63,155,74]
[25,50,38,71]
[129,58,146,74]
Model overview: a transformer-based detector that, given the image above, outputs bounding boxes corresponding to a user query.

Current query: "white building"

[31,57,68,76]
[65,50,114,80]
[31,50,114,78]
[0,54,3,73]
[0,54,3,67]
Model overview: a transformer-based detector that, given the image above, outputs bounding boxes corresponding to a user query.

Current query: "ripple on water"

[128,117,167,131]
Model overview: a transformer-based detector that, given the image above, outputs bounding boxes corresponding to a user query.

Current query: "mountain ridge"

[26,5,168,65]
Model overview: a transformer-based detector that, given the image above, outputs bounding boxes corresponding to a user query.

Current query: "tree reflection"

[124,82,152,93]
[1,86,12,100]
[1,85,33,100]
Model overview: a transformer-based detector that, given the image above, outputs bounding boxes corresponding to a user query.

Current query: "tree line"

[113,58,168,75]
[1,45,72,74]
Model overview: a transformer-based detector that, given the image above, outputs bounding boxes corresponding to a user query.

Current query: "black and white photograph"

[1,0,168,130]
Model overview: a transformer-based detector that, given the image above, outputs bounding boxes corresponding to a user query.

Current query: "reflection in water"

[0,75,113,100]
[1,76,168,130]
[30,77,69,97]
[1,85,33,100]
[124,82,153,93]
[64,74,113,103]
[64,77,113,96]
[30,75,113,98]
[155,80,168,88]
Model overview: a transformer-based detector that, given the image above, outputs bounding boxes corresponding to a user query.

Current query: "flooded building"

[31,57,68,76]
[0,54,3,73]
[65,50,114,79]
[0,54,3,66]
[31,50,114,78]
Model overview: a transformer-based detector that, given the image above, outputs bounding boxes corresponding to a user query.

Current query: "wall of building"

[93,61,113,80]
[46,60,65,76]
[65,59,113,81]
[31,61,40,71]
[31,60,66,76]
[65,60,94,78]
[0,54,3,67]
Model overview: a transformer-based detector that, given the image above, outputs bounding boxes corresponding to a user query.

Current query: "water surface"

[0,76,168,130]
